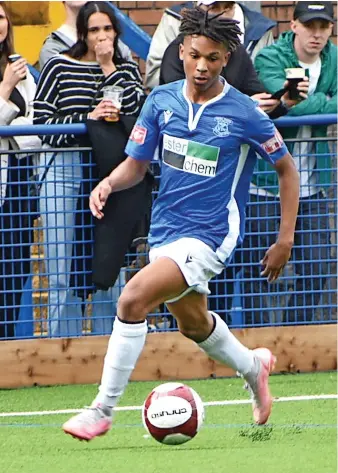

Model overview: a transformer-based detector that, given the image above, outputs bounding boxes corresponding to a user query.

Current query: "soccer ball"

[142,382,204,445]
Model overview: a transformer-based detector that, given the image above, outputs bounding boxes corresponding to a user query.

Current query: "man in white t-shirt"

[39,1,133,70]
[245,1,336,324]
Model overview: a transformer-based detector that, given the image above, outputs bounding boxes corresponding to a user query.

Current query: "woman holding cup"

[34,1,145,337]
[0,1,41,339]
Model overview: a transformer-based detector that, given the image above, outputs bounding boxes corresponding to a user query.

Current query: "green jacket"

[253,31,337,194]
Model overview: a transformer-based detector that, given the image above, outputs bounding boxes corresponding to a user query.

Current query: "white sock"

[198,312,254,375]
[94,317,148,409]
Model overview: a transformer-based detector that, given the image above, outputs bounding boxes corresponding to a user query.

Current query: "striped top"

[33,54,145,147]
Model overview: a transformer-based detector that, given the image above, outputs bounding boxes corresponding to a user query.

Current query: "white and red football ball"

[142,382,204,445]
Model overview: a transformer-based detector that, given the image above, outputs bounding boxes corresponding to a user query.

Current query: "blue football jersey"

[125,79,288,263]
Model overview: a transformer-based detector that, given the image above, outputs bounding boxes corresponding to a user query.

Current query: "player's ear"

[223,51,231,67]
[179,43,184,61]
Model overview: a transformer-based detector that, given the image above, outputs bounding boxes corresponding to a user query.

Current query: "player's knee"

[117,287,147,322]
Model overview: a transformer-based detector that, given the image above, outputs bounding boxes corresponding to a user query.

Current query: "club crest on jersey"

[213,117,232,137]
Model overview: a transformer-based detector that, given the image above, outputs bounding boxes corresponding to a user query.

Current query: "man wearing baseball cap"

[292,1,335,23]
[242,1,336,324]
[145,1,275,90]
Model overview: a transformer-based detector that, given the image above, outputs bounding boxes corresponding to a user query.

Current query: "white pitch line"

[0,394,336,418]
[206,394,338,406]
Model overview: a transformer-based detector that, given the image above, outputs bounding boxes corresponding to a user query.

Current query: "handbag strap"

[37,152,57,190]
[87,82,106,113]
[36,84,105,189]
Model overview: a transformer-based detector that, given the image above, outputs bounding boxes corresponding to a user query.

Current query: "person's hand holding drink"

[89,36,124,122]
[284,68,306,100]
[87,86,124,121]
[102,86,124,122]
[282,68,309,108]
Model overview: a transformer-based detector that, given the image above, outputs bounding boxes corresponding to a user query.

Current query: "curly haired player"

[63,7,300,441]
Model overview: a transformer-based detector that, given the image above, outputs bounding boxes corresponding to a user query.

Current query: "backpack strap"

[49,30,74,49]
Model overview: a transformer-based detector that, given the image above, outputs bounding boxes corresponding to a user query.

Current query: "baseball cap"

[197,0,216,5]
[197,1,235,6]
[293,1,335,23]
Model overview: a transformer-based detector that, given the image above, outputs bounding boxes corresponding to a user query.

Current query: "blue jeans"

[39,149,119,336]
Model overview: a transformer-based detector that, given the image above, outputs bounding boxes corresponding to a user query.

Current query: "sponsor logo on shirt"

[213,117,232,137]
[162,134,219,177]
[261,129,284,154]
[130,125,147,145]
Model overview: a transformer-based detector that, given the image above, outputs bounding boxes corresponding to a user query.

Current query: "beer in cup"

[102,86,124,122]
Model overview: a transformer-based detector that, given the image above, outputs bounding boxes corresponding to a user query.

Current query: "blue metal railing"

[108,2,151,61]
[0,114,336,138]
[0,115,336,340]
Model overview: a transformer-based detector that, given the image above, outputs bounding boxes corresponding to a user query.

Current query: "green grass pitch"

[0,372,336,473]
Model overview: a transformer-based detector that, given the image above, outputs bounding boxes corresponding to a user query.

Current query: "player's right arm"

[89,158,150,219]
[90,91,160,219]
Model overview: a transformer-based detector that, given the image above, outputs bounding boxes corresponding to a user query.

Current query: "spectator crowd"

[0,0,336,338]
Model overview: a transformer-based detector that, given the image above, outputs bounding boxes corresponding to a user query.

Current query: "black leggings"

[0,156,33,339]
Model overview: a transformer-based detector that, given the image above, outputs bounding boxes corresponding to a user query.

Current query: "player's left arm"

[261,152,299,282]
[244,104,300,282]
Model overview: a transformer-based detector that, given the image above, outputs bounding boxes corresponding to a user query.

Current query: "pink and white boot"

[63,403,113,441]
[243,348,276,425]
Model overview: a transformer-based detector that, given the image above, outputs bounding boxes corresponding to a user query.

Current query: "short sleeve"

[125,91,160,161]
[244,104,288,165]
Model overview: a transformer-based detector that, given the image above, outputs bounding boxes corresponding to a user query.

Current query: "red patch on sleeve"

[130,125,147,145]
[261,129,284,154]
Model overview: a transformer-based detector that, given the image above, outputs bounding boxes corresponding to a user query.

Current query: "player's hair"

[179,6,241,52]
